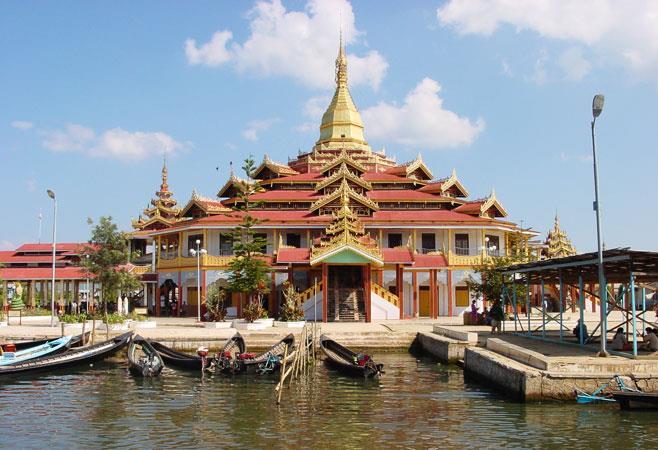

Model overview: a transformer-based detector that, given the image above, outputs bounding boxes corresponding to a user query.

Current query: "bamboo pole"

[276,344,289,404]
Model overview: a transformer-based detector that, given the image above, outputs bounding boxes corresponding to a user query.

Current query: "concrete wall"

[371,291,400,320]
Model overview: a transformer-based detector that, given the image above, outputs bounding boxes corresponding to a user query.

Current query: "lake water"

[0,351,656,449]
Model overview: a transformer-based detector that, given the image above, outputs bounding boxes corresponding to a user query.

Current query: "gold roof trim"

[253,154,299,178]
[439,168,469,197]
[315,162,372,192]
[309,179,379,213]
[319,148,368,174]
[480,189,508,218]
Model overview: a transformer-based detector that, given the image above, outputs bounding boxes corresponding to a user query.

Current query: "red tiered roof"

[15,243,84,253]
[0,267,91,281]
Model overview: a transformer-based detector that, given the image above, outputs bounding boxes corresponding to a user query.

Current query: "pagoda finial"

[336,26,348,87]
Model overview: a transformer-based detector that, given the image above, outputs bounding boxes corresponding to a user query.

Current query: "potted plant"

[203,282,232,329]
[234,299,268,330]
[274,282,306,328]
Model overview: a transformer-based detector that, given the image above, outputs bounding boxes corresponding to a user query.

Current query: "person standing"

[489,300,504,334]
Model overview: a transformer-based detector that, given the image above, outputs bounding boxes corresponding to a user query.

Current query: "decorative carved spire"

[544,213,577,258]
[132,159,180,230]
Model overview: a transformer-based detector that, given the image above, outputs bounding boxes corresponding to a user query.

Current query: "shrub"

[205,282,228,322]
[242,300,266,323]
[279,282,304,322]
[103,313,126,324]
[59,314,87,324]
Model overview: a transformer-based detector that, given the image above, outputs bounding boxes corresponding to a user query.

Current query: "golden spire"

[316,32,369,151]
[160,157,169,193]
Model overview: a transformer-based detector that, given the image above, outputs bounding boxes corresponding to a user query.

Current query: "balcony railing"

[420,248,438,254]
[454,246,472,256]
[486,248,501,257]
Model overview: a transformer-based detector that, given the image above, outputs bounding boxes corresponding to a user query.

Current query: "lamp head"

[592,94,605,118]
[189,249,197,257]
[47,189,55,199]
[200,249,208,255]
[195,239,201,245]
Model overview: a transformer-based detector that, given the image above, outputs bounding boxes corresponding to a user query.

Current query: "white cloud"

[559,47,591,81]
[225,142,237,151]
[0,240,15,251]
[242,118,279,141]
[42,124,95,152]
[184,0,388,89]
[10,120,34,130]
[90,129,186,162]
[41,124,187,162]
[295,95,330,133]
[361,78,485,149]
[437,0,658,84]
[185,30,233,66]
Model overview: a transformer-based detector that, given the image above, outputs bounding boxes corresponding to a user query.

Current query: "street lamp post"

[591,94,608,357]
[47,189,57,327]
[190,239,207,322]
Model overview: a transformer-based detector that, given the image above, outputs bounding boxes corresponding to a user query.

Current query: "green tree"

[80,216,141,322]
[465,256,528,310]
[227,156,271,321]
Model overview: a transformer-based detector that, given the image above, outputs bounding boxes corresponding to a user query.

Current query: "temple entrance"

[327,266,365,322]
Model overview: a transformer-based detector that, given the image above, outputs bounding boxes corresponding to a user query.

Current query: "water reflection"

[0,354,656,448]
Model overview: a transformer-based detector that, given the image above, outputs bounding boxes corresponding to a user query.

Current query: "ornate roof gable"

[319,148,368,174]
[545,214,577,258]
[310,188,382,266]
[315,162,372,192]
[310,179,379,214]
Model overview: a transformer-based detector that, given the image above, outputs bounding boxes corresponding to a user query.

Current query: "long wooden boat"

[4,332,89,352]
[235,334,295,374]
[128,335,164,377]
[150,341,208,371]
[211,333,247,374]
[0,332,132,376]
[612,391,658,410]
[320,335,383,378]
[0,336,73,366]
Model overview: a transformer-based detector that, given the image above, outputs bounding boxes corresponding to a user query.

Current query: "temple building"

[130,39,538,321]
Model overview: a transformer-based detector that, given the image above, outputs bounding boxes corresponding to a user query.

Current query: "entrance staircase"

[329,288,365,322]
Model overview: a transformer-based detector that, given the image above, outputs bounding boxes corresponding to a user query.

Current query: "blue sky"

[2,0,657,252]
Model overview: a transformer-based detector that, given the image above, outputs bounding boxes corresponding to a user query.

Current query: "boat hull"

[612,392,658,410]
[0,333,132,376]
[128,335,164,377]
[320,335,383,379]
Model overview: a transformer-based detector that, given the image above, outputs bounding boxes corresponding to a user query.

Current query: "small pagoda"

[133,160,181,231]
[544,214,577,259]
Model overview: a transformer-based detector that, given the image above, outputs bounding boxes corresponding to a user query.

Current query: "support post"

[363,265,371,323]
[447,269,453,317]
[631,273,637,357]
[512,282,517,332]
[579,274,585,346]
[527,277,531,337]
[642,287,646,314]
[321,263,328,323]
[559,273,564,342]
[541,279,546,339]
[396,264,404,320]
[412,271,418,318]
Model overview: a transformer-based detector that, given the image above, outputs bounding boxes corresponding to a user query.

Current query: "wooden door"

[455,286,470,307]
[419,286,431,317]
[187,287,198,316]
